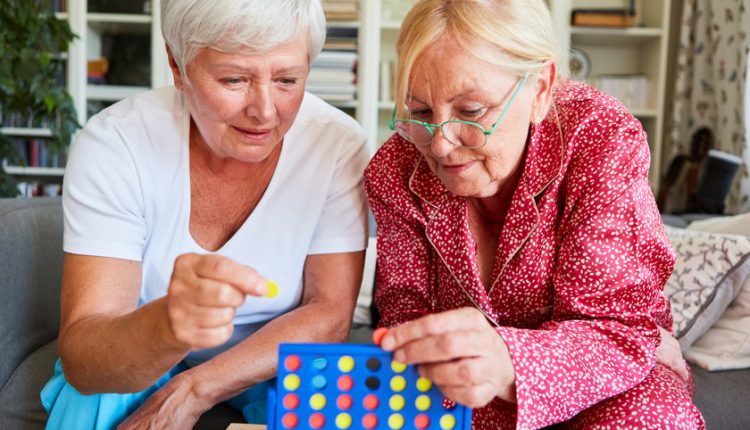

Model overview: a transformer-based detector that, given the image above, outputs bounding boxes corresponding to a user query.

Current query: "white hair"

[161,0,326,72]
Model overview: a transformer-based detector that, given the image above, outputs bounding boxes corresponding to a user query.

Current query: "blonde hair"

[394,0,558,116]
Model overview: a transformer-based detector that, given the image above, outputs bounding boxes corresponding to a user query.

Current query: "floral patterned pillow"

[663,226,750,350]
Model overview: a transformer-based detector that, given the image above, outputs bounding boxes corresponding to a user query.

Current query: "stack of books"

[324,0,358,22]
[14,181,62,198]
[308,51,357,103]
[324,27,358,52]
[571,1,638,28]
[53,0,67,12]
[5,138,67,169]
[589,74,649,110]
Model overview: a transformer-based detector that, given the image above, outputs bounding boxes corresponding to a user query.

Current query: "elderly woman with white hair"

[366,0,705,428]
[40,0,368,428]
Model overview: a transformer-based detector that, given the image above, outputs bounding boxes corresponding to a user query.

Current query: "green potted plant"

[0,0,79,197]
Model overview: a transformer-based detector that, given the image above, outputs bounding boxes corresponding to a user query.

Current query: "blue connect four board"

[267,343,472,430]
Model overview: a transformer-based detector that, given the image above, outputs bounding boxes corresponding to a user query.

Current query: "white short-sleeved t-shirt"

[63,86,369,325]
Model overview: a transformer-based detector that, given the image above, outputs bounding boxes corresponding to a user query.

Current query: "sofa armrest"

[0,197,63,390]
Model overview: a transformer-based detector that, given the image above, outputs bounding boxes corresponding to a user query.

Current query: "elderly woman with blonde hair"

[40,0,368,428]
[366,0,705,428]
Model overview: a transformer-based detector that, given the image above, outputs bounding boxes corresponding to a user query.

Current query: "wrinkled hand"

[380,307,516,407]
[656,326,690,382]
[167,253,268,351]
[116,374,206,430]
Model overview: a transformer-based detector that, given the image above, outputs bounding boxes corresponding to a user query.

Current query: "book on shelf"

[324,0,359,21]
[324,27,358,52]
[313,51,358,69]
[380,60,394,103]
[589,74,649,111]
[308,68,355,83]
[324,38,358,51]
[306,82,357,101]
[53,0,67,13]
[5,138,67,169]
[14,181,62,198]
[571,1,638,28]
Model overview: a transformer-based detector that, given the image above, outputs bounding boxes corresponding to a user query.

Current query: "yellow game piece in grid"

[265,280,279,298]
[338,356,355,373]
[283,374,300,391]
[391,360,407,373]
[388,413,405,429]
[335,412,352,429]
[389,394,405,411]
[440,413,457,430]
[416,376,432,392]
[390,375,407,392]
[309,393,326,410]
[415,394,431,411]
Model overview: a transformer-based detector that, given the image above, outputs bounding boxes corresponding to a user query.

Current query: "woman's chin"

[442,180,499,199]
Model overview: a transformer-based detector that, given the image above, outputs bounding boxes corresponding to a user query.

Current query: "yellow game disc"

[309,393,327,410]
[416,377,432,392]
[390,375,407,392]
[335,412,352,429]
[391,361,407,373]
[338,356,355,373]
[389,394,405,411]
[440,414,456,430]
[283,374,300,391]
[265,280,279,298]
[388,413,405,429]
[415,395,431,411]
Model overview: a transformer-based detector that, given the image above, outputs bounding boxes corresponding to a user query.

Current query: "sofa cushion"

[692,366,750,429]
[663,226,750,350]
[0,198,63,390]
[0,340,57,429]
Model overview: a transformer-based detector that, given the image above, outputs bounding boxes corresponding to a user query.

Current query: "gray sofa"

[1,197,749,429]
[0,197,242,429]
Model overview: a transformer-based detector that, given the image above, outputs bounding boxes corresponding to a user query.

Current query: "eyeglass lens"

[394,121,486,148]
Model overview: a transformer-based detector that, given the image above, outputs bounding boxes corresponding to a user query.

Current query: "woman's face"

[170,34,309,163]
[405,36,552,198]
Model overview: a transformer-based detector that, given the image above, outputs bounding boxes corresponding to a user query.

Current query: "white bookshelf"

[3,166,65,176]
[0,128,54,138]
[1,127,66,198]
[86,84,151,101]
[551,0,672,189]
[65,0,172,124]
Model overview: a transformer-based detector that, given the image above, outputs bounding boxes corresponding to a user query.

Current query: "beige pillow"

[688,212,750,236]
[685,277,750,370]
[663,226,750,350]
[684,214,750,370]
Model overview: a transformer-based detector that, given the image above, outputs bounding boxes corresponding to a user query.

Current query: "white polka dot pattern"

[364,80,705,429]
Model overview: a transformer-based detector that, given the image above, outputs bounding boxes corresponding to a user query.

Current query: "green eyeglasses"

[389,73,529,149]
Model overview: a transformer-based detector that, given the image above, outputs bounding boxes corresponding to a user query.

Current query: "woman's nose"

[430,126,456,158]
[244,84,274,121]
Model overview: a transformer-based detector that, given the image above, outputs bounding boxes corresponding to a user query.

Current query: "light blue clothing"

[41,359,273,430]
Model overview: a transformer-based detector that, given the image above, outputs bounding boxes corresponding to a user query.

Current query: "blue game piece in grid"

[267,343,472,430]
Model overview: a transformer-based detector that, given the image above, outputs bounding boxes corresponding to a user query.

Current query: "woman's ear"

[166,44,185,91]
[531,62,557,124]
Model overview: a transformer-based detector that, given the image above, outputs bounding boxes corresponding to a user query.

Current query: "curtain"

[666,0,749,213]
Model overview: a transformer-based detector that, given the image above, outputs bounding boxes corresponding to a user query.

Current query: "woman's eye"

[221,77,244,85]
[461,108,484,117]
[408,109,430,118]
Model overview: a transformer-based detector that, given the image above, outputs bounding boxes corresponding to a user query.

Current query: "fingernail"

[372,327,389,346]
[381,335,394,351]
[265,280,278,298]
